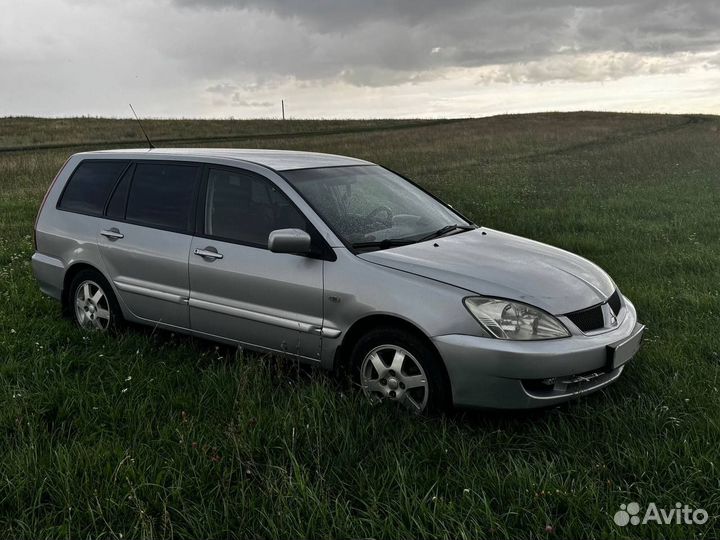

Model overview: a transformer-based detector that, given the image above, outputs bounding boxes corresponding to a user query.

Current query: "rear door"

[97,161,201,328]
[188,166,324,360]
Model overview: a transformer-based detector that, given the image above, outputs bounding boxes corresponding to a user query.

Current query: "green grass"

[0,112,718,539]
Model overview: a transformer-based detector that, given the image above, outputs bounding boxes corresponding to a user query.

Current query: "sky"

[1,0,719,119]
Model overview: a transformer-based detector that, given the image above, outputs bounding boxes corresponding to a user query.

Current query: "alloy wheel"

[360,344,429,413]
[74,280,111,330]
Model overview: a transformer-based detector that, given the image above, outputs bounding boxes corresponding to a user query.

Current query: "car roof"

[77,148,371,172]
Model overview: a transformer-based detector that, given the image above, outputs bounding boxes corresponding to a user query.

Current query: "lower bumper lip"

[521,364,626,401]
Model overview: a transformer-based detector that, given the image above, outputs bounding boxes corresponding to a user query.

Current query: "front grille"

[566,305,605,332]
[564,289,623,332]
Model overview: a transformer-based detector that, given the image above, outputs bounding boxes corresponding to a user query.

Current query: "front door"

[188,166,324,361]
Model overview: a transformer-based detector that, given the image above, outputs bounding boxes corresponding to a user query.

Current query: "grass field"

[0,112,718,539]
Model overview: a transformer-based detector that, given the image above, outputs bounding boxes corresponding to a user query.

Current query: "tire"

[68,269,123,332]
[350,327,451,414]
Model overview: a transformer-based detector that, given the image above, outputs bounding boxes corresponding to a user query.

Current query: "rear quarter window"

[58,160,129,215]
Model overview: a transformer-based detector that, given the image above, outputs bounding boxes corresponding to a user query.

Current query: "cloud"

[165,0,720,90]
[230,94,273,107]
[2,0,720,117]
[206,83,239,95]
[475,51,711,85]
[171,0,479,30]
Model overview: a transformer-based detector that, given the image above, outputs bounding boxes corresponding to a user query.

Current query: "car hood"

[358,227,616,315]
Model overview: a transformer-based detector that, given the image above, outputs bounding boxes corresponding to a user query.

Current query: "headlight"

[463,296,570,340]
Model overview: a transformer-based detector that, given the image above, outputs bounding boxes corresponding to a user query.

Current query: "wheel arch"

[61,262,115,312]
[333,314,452,388]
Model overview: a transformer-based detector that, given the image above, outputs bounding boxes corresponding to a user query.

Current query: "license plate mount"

[607,323,645,370]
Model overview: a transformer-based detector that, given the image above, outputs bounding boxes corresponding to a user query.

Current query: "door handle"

[194,247,223,260]
[100,228,124,240]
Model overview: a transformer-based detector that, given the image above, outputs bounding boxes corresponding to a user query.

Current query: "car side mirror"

[268,228,312,254]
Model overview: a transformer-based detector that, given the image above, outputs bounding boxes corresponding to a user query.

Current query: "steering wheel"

[364,205,393,228]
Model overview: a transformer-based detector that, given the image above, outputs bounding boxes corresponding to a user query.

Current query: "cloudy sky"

[1,0,719,118]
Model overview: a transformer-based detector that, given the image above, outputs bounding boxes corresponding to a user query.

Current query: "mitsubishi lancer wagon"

[32,148,644,412]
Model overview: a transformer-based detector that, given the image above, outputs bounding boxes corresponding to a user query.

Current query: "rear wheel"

[351,327,450,414]
[69,269,121,332]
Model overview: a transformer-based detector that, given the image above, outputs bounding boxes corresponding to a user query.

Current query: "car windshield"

[283,165,472,249]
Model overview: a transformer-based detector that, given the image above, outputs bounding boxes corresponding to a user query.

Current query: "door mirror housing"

[268,228,312,254]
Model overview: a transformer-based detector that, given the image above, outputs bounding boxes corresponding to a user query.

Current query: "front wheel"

[351,328,451,414]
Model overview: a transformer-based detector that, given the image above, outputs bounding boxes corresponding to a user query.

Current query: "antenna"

[129,103,155,149]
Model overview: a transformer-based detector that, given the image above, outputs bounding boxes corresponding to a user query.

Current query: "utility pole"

[281,99,285,120]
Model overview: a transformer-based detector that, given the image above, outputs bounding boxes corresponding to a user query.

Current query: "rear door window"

[125,162,200,232]
[58,160,129,215]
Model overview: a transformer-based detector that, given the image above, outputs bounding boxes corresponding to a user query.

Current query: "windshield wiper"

[417,224,475,242]
[352,225,475,251]
[351,238,416,250]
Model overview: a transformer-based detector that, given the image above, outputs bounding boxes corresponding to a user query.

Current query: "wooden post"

[281,100,285,120]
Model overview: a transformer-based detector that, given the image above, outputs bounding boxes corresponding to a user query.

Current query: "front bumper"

[432,297,644,409]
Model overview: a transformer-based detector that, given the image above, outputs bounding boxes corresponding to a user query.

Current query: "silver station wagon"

[32,149,644,412]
